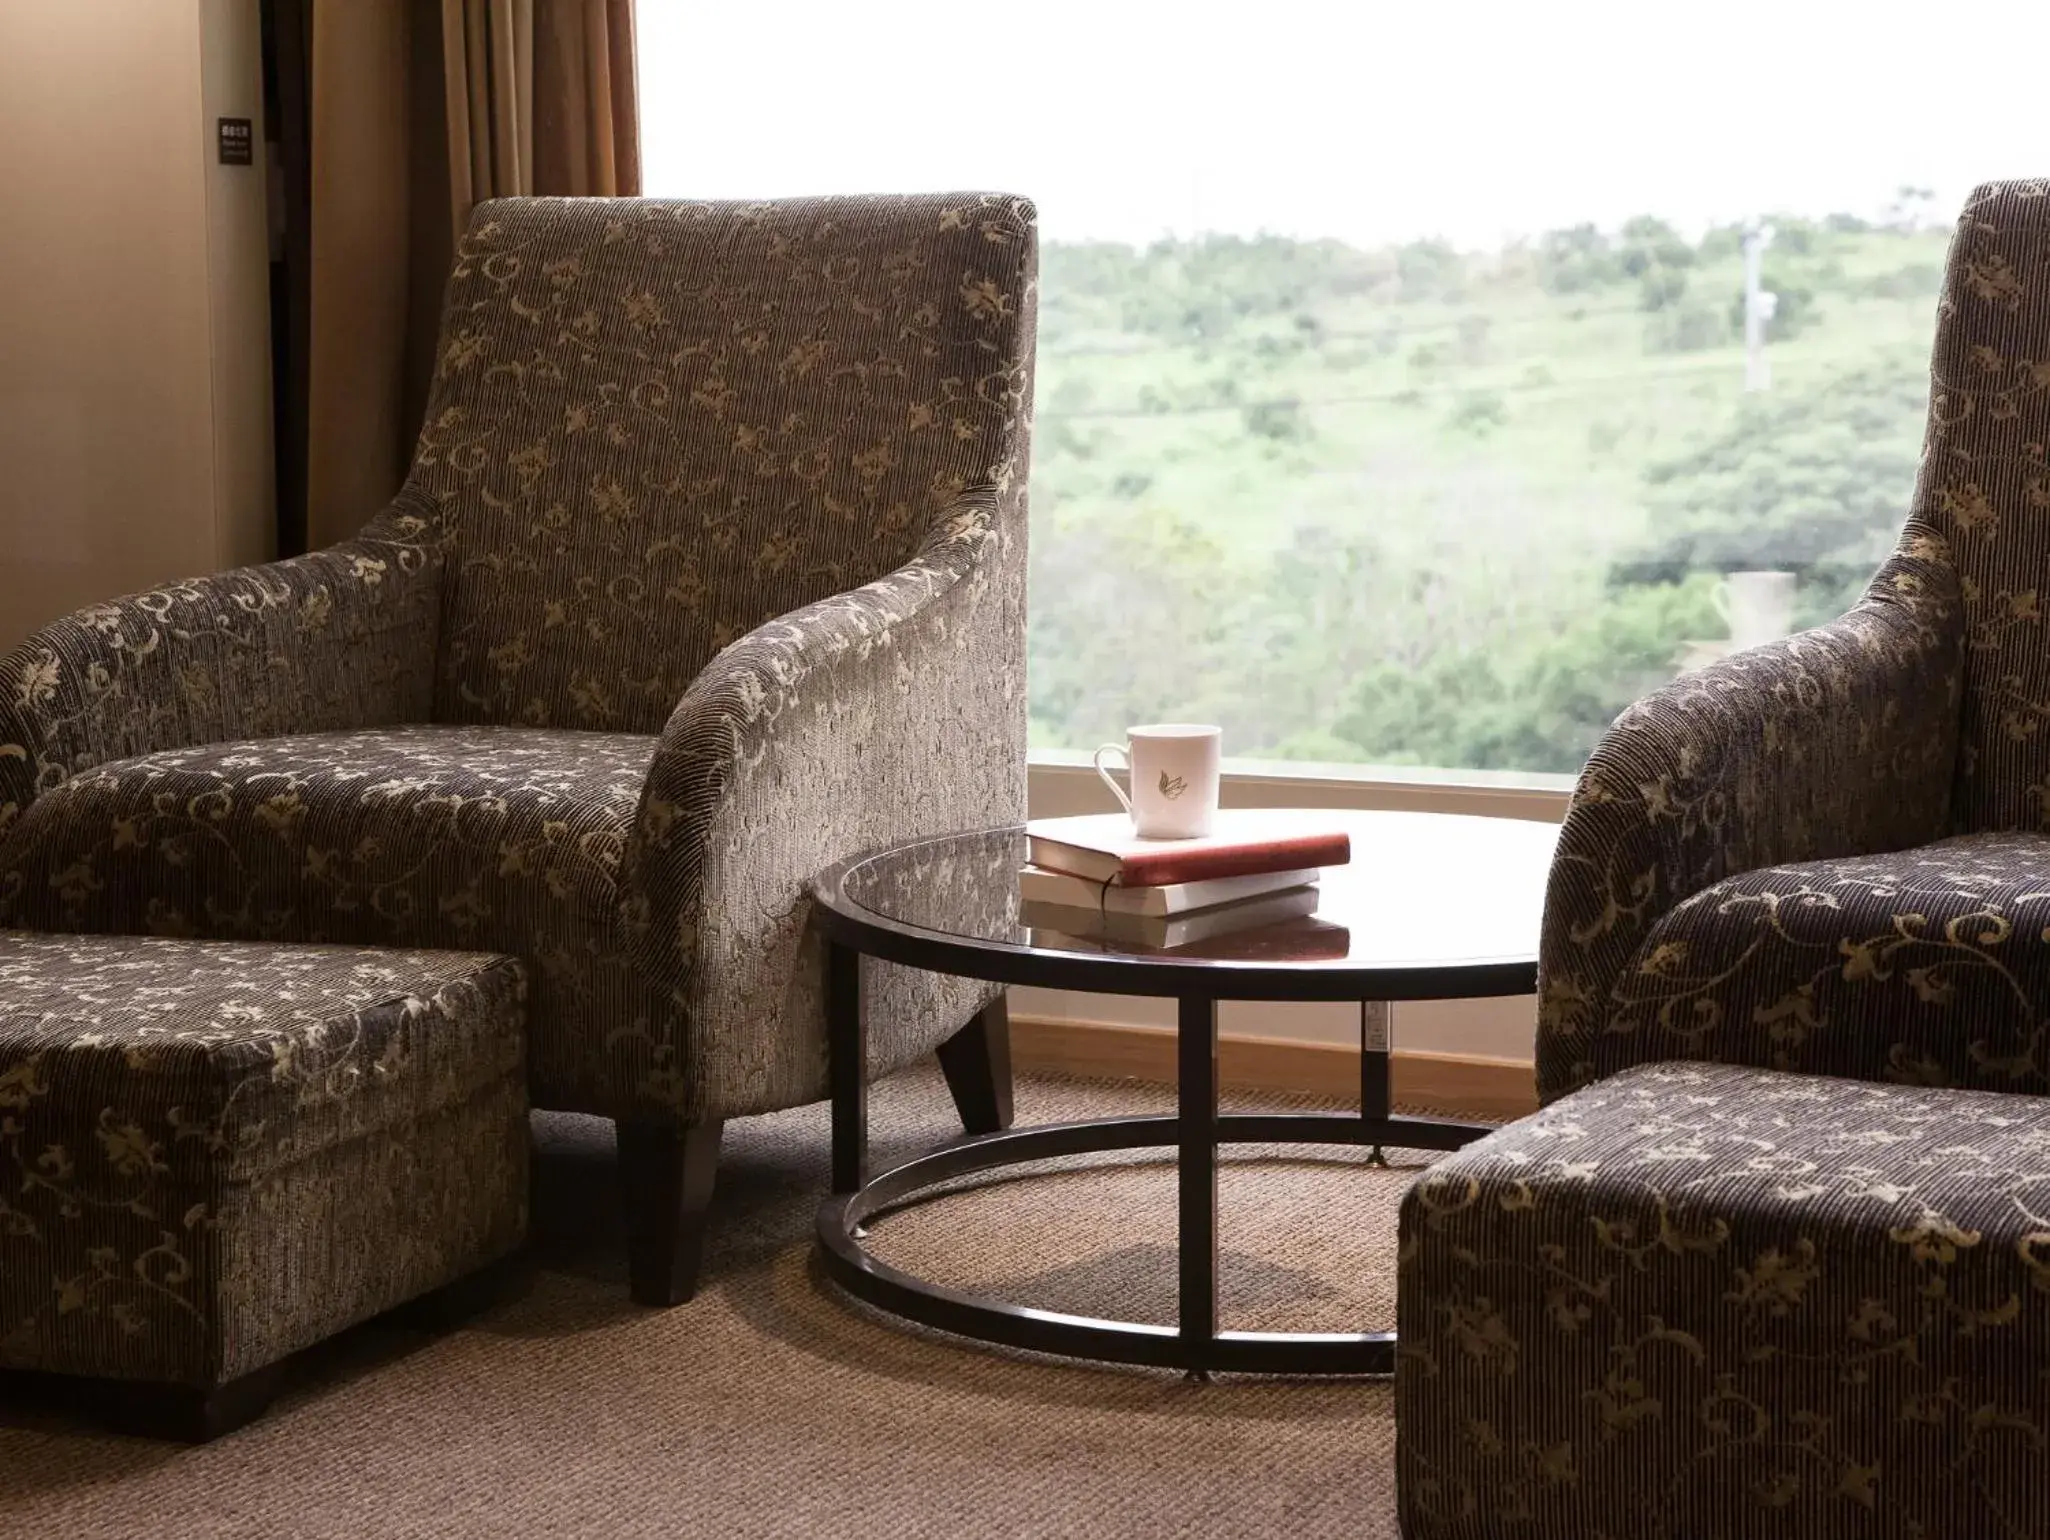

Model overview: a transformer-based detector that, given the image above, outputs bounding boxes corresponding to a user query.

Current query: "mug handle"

[1092,743,1134,816]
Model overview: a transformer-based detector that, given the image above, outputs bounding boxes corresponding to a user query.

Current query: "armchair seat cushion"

[0,726,676,1115]
[1604,832,2050,1095]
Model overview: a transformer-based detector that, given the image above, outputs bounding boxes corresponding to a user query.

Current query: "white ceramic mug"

[1092,724,1222,839]
[1715,569,1797,648]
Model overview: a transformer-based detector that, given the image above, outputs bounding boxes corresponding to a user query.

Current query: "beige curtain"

[305,0,639,549]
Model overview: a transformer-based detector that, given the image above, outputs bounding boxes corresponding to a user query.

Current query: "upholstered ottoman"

[1397,1061,2050,1540]
[0,933,528,1438]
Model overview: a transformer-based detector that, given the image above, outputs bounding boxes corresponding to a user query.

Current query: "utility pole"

[1742,221,1777,392]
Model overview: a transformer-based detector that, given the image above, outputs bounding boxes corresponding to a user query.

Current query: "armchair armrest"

[0,492,446,842]
[619,489,1022,1112]
[1536,549,1963,1102]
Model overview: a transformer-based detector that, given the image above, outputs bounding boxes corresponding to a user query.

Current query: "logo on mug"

[1158,771,1188,801]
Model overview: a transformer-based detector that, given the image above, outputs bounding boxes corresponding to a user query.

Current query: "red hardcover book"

[1024,810,1352,888]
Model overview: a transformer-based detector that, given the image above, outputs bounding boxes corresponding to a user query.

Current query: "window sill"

[1027,750,1573,824]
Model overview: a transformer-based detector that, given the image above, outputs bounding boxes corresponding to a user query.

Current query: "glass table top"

[818,810,1559,992]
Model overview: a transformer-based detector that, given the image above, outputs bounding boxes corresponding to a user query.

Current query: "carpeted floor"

[0,1068,1467,1540]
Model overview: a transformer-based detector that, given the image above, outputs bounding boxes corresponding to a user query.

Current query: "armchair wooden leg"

[936,995,1014,1136]
[617,1119,723,1307]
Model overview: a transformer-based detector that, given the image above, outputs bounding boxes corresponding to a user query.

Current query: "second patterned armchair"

[1538,179,2050,1107]
[0,192,1037,1303]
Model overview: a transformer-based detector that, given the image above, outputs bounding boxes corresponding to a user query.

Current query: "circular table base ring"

[815,1111,1487,1376]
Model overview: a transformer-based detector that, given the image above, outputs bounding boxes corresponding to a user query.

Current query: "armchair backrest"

[1915,181,2050,830]
[403,193,1037,731]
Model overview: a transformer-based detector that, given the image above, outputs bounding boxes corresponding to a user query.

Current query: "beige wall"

[201,0,278,580]
[0,0,273,653]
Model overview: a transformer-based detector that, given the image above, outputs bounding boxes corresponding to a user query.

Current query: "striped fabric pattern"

[1538,180,2050,1103]
[1397,1060,2050,1539]
[0,933,528,1388]
[0,193,1035,1124]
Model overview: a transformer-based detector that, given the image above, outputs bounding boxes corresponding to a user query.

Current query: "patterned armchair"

[1538,179,2050,1106]
[0,193,1037,1304]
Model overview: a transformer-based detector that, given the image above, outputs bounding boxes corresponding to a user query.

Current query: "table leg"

[1177,993,1219,1371]
[1361,1001,1391,1168]
[828,942,868,1195]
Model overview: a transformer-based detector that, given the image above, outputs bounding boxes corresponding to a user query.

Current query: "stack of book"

[1018,811,1353,957]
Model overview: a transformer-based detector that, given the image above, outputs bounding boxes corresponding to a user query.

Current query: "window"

[641,1,2047,783]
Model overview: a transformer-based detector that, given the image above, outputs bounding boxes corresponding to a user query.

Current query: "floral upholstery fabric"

[0,932,528,1388]
[0,726,679,1118]
[418,196,1034,733]
[0,193,1036,1125]
[1613,832,2050,1094]
[1539,180,2050,1102]
[0,497,446,847]
[1398,1060,2050,1540]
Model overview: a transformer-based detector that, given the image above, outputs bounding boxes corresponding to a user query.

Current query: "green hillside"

[1026,212,1951,775]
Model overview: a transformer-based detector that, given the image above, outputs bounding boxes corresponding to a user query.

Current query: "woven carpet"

[0,1067,1473,1539]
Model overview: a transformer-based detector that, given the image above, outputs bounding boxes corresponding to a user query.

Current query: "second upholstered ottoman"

[0,932,528,1438]
[1396,1060,2050,1539]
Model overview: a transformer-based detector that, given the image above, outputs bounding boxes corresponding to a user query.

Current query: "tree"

[1449,390,1507,435]
[1619,215,1696,312]
[1027,507,1247,747]
[1396,239,1467,301]
[1244,397,1312,444]
[1327,580,1721,773]
[1623,359,1926,588]
[1644,298,1729,353]
[1022,217,1953,775]
[1535,224,1618,295]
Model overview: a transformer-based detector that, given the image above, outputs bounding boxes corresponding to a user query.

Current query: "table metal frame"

[811,835,1529,1376]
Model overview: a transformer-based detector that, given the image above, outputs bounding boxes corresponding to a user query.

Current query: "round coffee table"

[811,809,1556,1375]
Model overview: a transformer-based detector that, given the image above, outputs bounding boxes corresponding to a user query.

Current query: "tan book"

[1016,863,1320,917]
[1021,886,1322,950]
